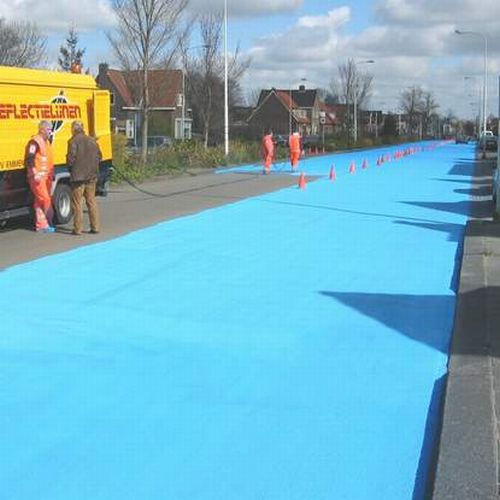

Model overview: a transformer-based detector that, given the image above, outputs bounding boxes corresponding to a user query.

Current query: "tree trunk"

[141,65,149,166]
[204,125,209,149]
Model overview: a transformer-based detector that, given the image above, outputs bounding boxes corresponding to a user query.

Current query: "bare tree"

[399,86,425,137]
[0,18,46,67]
[246,88,262,107]
[421,91,439,138]
[107,0,189,164]
[334,59,373,141]
[183,12,250,148]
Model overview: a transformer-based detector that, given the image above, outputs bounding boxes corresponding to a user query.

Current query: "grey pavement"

[432,158,500,499]
[0,169,298,269]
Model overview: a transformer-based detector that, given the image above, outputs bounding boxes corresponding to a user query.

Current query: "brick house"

[96,63,191,144]
[247,85,321,138]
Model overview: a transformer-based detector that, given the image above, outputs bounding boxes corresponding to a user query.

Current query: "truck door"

[92,90,111,140]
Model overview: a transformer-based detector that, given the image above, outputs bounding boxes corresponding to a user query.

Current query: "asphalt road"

[0,170,298,269]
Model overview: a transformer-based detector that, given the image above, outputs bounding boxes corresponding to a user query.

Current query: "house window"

[110,92,115,106]
[175,118,192,139]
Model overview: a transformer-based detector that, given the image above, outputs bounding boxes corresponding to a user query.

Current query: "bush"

[111,133,129,171]
[357,137,374,148]
[111,137,270,184]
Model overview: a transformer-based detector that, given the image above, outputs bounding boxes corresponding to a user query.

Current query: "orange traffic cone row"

[349,161,356,174]
[329,165,336,181]
[298,172,306,189]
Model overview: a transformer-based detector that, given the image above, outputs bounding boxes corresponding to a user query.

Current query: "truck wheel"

[53,183,72,225]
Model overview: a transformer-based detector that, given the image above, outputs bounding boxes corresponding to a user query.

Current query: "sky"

[2,0,500,119]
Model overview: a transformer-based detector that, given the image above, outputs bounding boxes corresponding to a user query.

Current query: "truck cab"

[0,66,112,226]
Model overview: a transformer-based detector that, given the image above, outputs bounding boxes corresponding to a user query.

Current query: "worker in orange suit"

[261,129,274,174]
[24,120,55,232]
[288,130,302,171]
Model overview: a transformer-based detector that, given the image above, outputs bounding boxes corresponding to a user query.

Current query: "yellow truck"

[0,65,112,225]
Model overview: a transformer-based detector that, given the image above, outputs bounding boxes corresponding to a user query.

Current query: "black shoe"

[89,229,100,234]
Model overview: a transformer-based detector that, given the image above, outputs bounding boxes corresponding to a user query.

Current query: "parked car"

[478,135,497,158]
[273,134,288,147]
[147,136,173,149]
[481,130,494,138]
[128,136,173,153]
[302,135,321,148]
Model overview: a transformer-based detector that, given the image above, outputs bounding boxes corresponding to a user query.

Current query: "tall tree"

[334,59,373,142]
[0,18,46,67]
[382,113,397,137]
[183,12,250,148]
[421,91,439,138]
[399,86,424,137]
[58,26,85,72]
[108,0,189,164]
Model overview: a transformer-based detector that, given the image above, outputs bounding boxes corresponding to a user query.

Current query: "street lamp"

[464,75,480,126]
[455,29,488,136]
[353,59,374,143]
[224,0,229,156]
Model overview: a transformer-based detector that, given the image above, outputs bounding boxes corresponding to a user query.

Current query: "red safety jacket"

[289,133,301,154]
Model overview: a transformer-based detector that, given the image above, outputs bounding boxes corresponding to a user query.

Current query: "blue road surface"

[1,141,473,499]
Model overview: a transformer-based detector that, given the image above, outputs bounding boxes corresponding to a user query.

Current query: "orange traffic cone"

[329,165,336,181]
[298,172,306,189]
[362,158,368,169]
[349,161,356,174]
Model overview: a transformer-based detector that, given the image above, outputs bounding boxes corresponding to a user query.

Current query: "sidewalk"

[0,171,297,269]
[432,159,500,499]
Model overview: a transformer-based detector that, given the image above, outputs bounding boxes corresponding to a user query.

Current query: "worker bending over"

[262,129,274,174]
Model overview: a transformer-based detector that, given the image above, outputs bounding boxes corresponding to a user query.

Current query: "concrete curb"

[432,221,500,499]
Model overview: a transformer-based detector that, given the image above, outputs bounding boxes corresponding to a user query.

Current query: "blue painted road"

[1,141,474,499]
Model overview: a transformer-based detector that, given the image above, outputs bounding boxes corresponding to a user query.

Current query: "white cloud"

[242,1,500,118]
[0,0,115,32]
[297,6,350,29]
[0,0,303,31]
[375,0,500,26]
[188,0,303,17]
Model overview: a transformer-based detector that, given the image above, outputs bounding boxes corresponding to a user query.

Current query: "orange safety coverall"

[262,134,274,173]
[289,132,301,170]
[26,135,54,231]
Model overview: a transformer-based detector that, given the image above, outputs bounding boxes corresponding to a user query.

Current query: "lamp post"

[353,59,374,143]
[455,29,488,135]
[464,75,480,135]
[224,0,229,156]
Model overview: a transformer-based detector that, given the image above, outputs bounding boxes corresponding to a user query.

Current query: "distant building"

[246,85,320,138]
[96,63,191,143]
[319,102,345,135]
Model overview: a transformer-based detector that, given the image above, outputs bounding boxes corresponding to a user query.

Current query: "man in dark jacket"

[66,120,102,235]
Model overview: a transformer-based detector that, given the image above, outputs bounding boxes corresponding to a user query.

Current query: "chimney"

[97,63,109,85]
